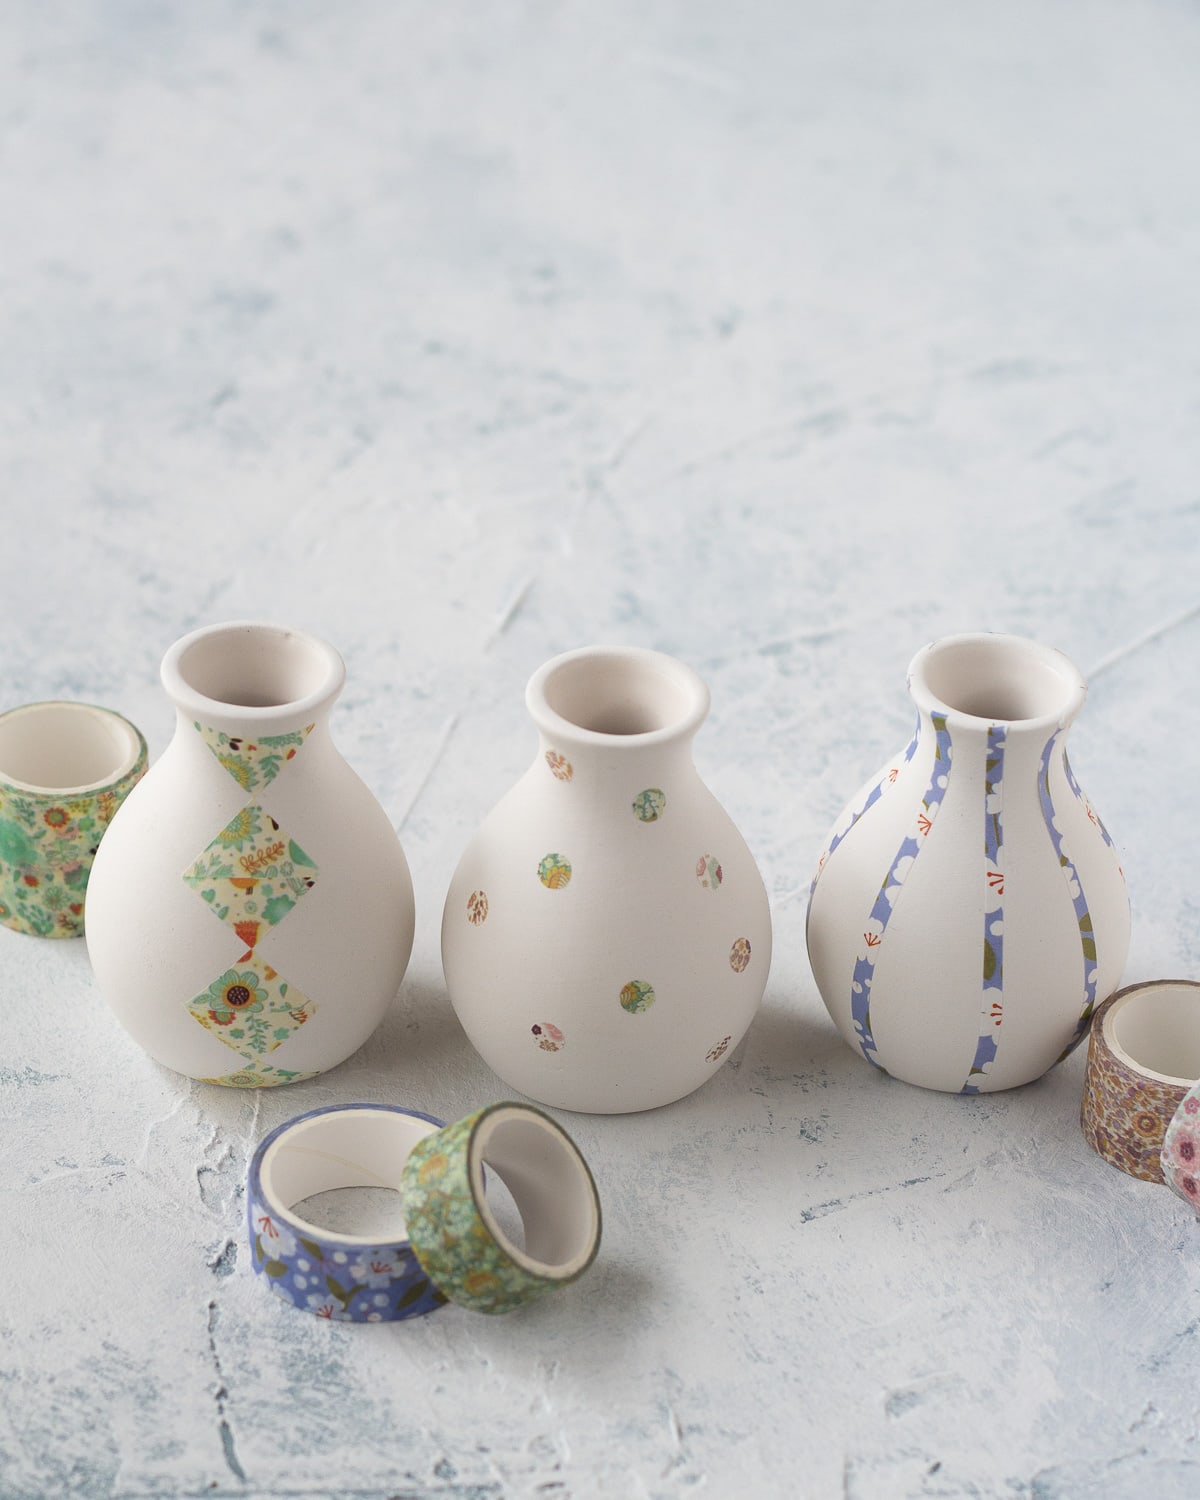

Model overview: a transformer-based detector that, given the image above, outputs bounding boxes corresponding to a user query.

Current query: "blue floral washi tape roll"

[246,1103,450,1322]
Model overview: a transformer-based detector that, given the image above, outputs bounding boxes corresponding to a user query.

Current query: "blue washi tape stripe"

[962,724,1006,1094]
[1063,751,1118,852]
[850,712,953,1069]
[1038,731,1098,1059]
[809,720,920,898]
[247,1103,450,1323]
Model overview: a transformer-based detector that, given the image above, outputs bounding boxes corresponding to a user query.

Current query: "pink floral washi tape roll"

[1162,1082,1200,1208]
[1080,980,1200,1186]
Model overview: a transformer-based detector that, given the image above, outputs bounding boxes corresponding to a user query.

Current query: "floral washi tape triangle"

[1162,1080,1200,1210]
[187,951,317,1064]
[199,1060,320,1089]
[183,804,319,947]
[194,722,315,793]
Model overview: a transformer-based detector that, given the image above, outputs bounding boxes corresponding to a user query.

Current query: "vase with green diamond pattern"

[85,622,415,1088]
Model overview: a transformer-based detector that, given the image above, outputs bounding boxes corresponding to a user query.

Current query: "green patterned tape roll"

[400,1102,601,1314]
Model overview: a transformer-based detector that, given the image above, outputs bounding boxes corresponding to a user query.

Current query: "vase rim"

[162,621,345,726]
[907,632,1086,731]
[526,645,710,750]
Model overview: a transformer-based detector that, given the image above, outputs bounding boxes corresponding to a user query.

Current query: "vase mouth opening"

[1104,981,1200,1087]
[527,647,709,747]
[0,702,145,795]
[908,633,1085,728]
[163,622,345,724]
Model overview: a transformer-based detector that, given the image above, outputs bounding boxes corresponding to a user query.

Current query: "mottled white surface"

[2,3,1200,1496]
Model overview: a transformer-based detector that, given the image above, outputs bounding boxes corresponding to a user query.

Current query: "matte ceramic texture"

[1081,980,1200,1183]
[401,1103,601,1314]
[247,1103,448,1321]
[442,646,772,1113]
[86,622,416,1087]
[808,633,1130,1092]
[0,701,147,938]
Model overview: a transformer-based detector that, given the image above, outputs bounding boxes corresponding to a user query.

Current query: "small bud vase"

[807,632,1129,1093]
[442,646,772,1113]
[86,622,416,1088]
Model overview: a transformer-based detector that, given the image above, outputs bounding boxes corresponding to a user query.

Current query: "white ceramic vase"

[807,633,1129,1093]
[86,622,415,1087]
[442,646,772,1113]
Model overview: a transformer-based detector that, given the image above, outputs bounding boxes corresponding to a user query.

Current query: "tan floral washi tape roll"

[401,1102,602,1314]
[1081,980,1200,1182]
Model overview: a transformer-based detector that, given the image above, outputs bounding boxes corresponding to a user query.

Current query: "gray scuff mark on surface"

[799,1173,946,1224]
[114,1488,504,1500]
[396,711,462,833]
[136,1088,189,1167]
[240,1089,263,1166]
[481,574,536,652]
[25,1161,128,1189]
[0,1064,64,1087]
[630,49,741,94]
[207,1238,238,1278]
[1086,597,1200,682]
[206,1299,247,1485]
[574,410,657,527]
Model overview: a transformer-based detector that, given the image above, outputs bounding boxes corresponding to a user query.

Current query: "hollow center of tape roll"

[260,1108,440,1246]
[1107,983,1200,1085]
[471,1108,599,1277]
[290,1185,411,1241]
[0,703,141,794]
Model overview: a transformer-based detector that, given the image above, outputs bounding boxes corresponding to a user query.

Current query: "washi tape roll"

[1162,1078,1200,1208]
[1080,980,1200,1183]
[0,701,147,938]
[247,1103,450,1322]
[401,1102,602,1314]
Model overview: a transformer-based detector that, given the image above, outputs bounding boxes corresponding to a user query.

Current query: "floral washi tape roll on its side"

[401,1102,602,1314]
[1080,980,1200,1185]
[246,1103,450,1322]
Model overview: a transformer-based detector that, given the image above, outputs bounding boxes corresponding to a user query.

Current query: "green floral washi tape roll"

[0,701,147,938]
[400,1102,602,1314]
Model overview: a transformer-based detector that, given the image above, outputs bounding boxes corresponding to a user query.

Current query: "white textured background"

[2,3,1200,1497]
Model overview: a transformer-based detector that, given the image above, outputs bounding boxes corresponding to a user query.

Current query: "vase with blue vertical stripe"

[806,633,1129,1093]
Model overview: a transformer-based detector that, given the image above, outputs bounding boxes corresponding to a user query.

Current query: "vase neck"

[524,646,710,767]
[532,728,697,789]
[911,705,1072,753]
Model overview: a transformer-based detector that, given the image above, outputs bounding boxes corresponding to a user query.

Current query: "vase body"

[807,633,1129,1093]
[442,646,772,1113]
[86,622,415,1087]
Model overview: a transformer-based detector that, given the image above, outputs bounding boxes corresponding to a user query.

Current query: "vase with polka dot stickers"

[85,622,416,1087]
[441,646,772,1113]
[806,632,1129,1092]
